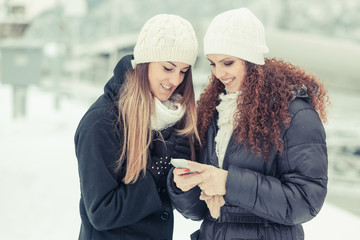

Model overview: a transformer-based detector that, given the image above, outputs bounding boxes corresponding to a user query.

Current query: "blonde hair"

[117,63,199,184]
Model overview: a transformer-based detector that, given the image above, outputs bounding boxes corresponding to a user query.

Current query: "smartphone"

[170,158,197,173]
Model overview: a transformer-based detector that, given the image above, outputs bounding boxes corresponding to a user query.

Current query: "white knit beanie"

[204,8,269,65]
[132,14,198,67]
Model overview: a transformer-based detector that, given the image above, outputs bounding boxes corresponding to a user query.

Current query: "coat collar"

[103,54,133,102]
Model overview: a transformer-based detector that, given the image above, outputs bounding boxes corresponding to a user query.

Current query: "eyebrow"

[207,58,232,63]
[167,61,177,67]
[167,61,190,70]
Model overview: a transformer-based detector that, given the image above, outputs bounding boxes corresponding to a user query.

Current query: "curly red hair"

[196,58,330,160]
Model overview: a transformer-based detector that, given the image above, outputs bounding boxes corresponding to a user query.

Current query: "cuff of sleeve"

[225,165,257,209]
[171,177,184,194]
[168,167,184,194]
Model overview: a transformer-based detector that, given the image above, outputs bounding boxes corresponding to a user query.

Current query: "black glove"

[148,128,175,184]
[148,128,192,184]
[172,134,192,160]
[147,155,172,185]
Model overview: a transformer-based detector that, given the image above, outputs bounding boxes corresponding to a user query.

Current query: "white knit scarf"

[215,92,239,168]
[151,93,185,131]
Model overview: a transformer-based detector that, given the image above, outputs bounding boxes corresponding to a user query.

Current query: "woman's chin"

[154,93,171,102]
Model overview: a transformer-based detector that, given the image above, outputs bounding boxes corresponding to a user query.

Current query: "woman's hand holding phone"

[171,158,202,192]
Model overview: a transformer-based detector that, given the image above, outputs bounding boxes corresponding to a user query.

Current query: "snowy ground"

[1,84,360,239]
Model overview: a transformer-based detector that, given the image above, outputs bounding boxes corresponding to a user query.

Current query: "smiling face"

[207,54,246,93]
[148,61,190,101]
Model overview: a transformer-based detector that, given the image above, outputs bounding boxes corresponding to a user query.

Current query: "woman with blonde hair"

[168,8,329,240]
[75,14,199,240]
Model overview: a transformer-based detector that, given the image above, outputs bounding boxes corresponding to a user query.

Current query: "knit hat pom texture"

[133,14,198,67]
[204,8,269,65]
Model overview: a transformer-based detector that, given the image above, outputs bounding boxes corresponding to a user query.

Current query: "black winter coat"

[167,97,328,240]
[75,55,188,240]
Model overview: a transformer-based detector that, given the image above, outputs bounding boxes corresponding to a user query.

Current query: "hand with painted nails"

[170,158,197,173]
[173,167,202,192]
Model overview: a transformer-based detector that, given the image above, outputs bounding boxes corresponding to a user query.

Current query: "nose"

[213,66,225,79]
[169,71,184,87]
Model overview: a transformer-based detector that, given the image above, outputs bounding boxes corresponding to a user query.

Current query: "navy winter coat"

[75,55,185,240]
[167,97,328,240]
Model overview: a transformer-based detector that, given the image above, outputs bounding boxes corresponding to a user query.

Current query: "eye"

[209,63,215,67]
[163,66,172,72]
[224,61,233,66]
[180,70,188,74]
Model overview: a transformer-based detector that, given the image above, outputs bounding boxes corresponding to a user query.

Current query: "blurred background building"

[0,0,359,239]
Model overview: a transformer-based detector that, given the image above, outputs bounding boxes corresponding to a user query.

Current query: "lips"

[222,77,235,85]
[161,83,171,90]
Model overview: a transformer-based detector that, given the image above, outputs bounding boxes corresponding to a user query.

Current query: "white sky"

[0,0,84,19]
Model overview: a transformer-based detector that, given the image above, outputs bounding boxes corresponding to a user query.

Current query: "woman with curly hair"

[167,8,329,240]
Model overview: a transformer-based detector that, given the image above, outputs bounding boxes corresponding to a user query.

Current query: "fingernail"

[184,169,190,173]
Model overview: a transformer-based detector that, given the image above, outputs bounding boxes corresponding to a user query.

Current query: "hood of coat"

[103,54,134,102]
